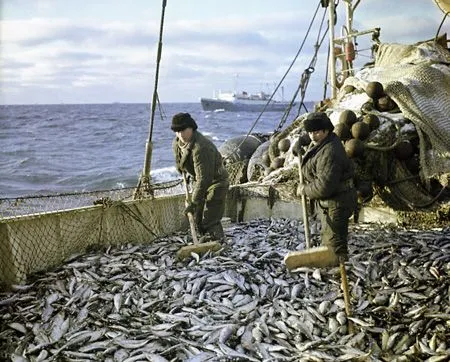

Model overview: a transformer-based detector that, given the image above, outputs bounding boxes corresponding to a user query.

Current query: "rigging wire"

[223,0,324,162]
[295,27,329,120]
[321,0,340,103]
[275,9,329,129]
[296,8,328,120]
[323,41,330,101]
[275,3,327,131]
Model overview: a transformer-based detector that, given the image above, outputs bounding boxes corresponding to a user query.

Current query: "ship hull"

[200,97,294,112]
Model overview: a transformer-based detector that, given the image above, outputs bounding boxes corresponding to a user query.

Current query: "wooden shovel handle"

[183,173,199,244]
[297,154,311,248]
[339,261,354,334]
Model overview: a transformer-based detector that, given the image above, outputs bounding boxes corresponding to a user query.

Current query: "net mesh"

[376,159,437,210]
[225,159,249,185]
[0,181,186,288]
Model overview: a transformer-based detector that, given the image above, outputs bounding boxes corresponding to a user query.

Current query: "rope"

[435,11,448,41]
[93,198,159,237]
[384,183,447,210]
[365,123,403,152]
[274,6,329,131]
[116,202,159,237]
[296,23,329,119]
[0,179,183,204]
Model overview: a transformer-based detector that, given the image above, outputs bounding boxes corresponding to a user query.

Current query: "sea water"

[0,102,312,198]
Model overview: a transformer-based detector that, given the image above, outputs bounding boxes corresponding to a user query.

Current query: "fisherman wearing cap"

[296,112,357,262]
[171,112,229,241]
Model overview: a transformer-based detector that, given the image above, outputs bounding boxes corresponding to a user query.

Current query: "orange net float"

[345,41,355,62]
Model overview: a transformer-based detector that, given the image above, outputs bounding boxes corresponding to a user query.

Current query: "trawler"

[200,90,294,112]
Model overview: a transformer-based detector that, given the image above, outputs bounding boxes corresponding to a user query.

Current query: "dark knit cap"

[171,112,198,132]
[303,112,334,132]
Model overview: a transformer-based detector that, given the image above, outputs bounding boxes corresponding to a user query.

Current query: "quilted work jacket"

[173,131,228,205]
[301,132,354,200]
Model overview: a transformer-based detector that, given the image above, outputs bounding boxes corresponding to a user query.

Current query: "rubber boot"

[207,223,225,242]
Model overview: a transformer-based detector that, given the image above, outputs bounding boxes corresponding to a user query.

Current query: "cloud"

[1,12,312,103]
[1,18,157,47]
[364,15,441,43]
[354,0,445,43]
[0,1,447,104]
[0,17,158,101]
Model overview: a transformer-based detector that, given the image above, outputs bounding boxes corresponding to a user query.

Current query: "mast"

[327,0,338,99]
[327,0,380,100]
[134,0,167,199]
[344,0,354,77]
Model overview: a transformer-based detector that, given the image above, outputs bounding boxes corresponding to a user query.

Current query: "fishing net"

[377,159,437,210]
[344,40,450,182]
[0,181,187,288]
[225,159,249,185]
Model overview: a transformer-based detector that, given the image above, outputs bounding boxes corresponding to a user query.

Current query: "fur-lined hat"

[303,112,334,132]
[171,113,198,132]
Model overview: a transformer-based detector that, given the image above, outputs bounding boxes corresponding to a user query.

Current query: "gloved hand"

[334,244,349,263]
[296,183,306,197]
[293,140,306,157]
[184,202,196,215]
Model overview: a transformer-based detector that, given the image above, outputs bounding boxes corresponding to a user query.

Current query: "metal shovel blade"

[284,246,339,270]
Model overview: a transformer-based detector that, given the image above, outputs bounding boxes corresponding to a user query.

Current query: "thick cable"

[435,11,449,41]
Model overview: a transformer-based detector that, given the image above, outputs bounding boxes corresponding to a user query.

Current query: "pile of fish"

[1,218,449,361]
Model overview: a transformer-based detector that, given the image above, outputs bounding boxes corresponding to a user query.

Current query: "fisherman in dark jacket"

[297,112,357,261]
[171,113,229,241]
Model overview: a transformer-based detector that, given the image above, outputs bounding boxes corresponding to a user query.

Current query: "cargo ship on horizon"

[200,89,295,112]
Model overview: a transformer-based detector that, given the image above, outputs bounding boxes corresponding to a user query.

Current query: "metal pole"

[344,0,354,77]
[297,153,311,248]
[328,0,337,99]
[346,1,353,38]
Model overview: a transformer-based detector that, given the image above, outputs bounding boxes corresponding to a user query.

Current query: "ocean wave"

[151,166,179,182]
[1,103,301,197]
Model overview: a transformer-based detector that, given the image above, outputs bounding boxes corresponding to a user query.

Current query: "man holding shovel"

[296,112,357,264]
[171,113,229,242]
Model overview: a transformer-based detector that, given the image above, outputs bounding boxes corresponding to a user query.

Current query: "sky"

[0,0,448,105]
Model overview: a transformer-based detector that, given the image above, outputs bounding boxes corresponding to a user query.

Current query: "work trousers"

[317,188,357,259]
[195,181,229,240]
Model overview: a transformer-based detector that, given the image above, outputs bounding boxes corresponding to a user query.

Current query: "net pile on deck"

[342,39,450,183]
[244,39,449,211]
[1,218,449,361]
